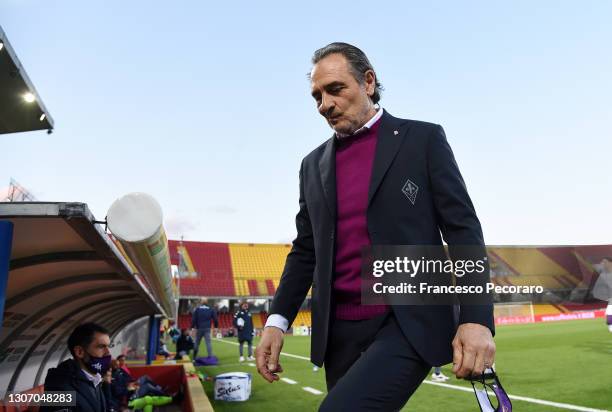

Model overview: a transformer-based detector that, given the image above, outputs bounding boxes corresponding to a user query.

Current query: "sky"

[1,1,611,245]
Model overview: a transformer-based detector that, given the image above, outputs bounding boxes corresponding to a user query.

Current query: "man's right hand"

[255,326,284,383]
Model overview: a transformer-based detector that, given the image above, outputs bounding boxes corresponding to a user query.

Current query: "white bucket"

[214,372,252,401]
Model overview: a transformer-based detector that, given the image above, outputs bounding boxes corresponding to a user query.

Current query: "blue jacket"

[233,309,254,340]
[191,305,219,329]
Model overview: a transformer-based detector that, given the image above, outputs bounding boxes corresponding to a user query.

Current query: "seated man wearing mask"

[41,322,113,412]
[112,356,166,398]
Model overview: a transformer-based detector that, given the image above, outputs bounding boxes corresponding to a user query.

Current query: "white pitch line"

[214,338,609,412]
[422,380,477,393]
[214,338,311,360]
[281,377,298,384]
[303,386,323,395]
[247,362,256,367]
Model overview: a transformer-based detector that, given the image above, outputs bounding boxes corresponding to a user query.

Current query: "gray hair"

[311,42,383,104]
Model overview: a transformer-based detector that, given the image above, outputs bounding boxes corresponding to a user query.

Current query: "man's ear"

[73,346,85,359]
[364,70,376,97]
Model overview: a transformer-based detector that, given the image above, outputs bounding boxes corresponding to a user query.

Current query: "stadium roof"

[0,202,164,392]
[0,25,54,134]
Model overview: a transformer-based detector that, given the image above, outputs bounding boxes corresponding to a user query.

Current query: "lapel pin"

[393,130,399,135]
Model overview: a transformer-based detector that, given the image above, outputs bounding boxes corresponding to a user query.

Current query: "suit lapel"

[318,136,337,219]
[368,110,407,207]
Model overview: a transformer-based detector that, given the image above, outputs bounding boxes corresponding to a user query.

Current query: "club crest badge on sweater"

[402,179,419,205]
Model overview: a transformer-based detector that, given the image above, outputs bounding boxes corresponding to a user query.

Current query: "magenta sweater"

[334,118,388,320]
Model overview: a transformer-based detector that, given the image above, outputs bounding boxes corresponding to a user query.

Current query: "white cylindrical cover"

[107,192,175,317]
[107,192,163,242]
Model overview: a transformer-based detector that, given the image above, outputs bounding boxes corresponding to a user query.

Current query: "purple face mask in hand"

[469,368,512,412]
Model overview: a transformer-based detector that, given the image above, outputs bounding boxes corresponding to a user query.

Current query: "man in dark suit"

[41,323,113,412]
[255,42,495,411]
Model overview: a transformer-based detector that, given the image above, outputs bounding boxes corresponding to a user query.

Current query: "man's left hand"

[452,323,495,379]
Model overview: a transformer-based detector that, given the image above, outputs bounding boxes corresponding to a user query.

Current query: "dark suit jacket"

[270,110,494,367]
[40,358,110,412]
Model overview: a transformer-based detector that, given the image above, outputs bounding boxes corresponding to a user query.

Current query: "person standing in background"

[592,257,612,333]
[233,301,255,362]
[431,366,450,382]
[191,298,219,358]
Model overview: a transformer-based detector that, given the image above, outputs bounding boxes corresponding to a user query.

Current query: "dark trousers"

[238,337,253,357]
[194,328,213,358]
[320,311,431,411]
[134,375,165,398]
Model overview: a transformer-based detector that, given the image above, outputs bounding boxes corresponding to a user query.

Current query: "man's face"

[310,53,376,136]
[241,303,249,311]
[118,357,125,366]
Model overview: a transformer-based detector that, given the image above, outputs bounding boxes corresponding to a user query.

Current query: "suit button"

[330,230,335,240]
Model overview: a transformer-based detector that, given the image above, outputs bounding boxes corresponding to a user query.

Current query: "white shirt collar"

[336,106,383,139]
[81,367,102,387]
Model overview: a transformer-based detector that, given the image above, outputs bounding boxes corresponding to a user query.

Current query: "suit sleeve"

[111,373,129,398]
[270,160,316,328]
[102,381,112,410]
[426,125,495,335]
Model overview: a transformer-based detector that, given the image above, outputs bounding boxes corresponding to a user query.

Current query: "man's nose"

[318,95,334,117]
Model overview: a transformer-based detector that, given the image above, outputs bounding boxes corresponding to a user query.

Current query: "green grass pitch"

[181,319,612,411]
